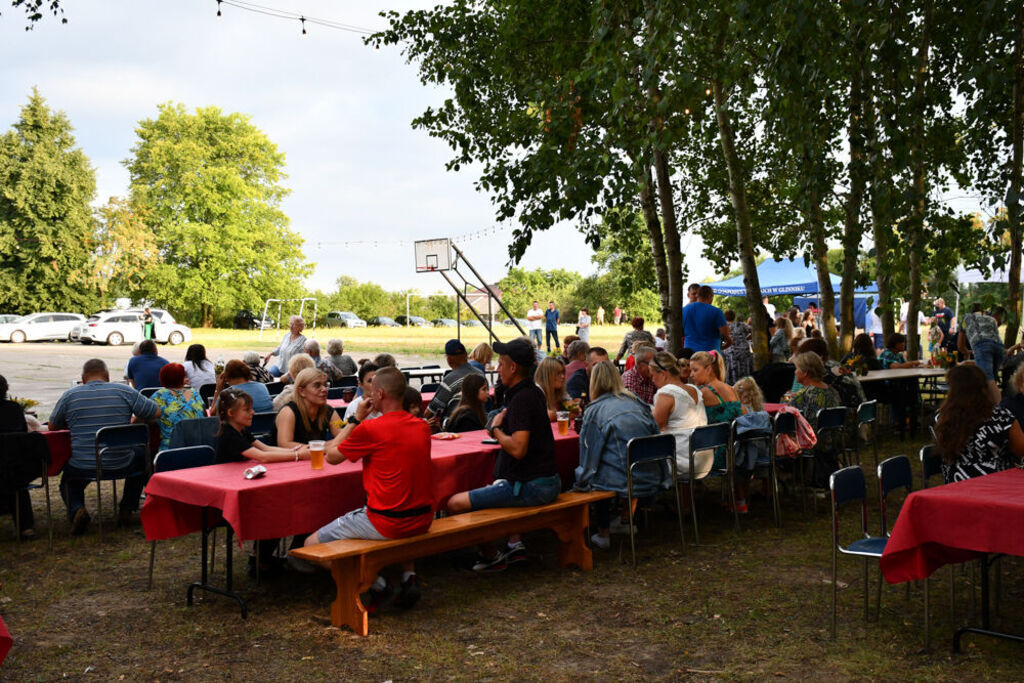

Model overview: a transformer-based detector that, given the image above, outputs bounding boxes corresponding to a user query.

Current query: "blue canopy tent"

[706,259,878,328]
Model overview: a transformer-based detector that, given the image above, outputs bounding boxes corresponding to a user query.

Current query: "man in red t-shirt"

[304,366,433,612]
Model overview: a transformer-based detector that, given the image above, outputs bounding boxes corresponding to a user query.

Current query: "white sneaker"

[590,533,611,550]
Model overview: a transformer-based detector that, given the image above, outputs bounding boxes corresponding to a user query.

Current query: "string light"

[308,224,513,252]
[215,0,377,36]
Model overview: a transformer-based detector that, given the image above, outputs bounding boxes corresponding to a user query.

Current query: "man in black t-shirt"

[447,337,560,572]
[931,298,957,352]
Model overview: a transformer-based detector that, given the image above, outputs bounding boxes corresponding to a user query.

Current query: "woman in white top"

[183,344,217,389]
[649,351,709,478]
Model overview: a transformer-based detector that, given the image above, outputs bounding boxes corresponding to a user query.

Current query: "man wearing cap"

[424,339,484,430]
[447,337,560,572]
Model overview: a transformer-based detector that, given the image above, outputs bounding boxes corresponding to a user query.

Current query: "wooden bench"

[290,490,614,636]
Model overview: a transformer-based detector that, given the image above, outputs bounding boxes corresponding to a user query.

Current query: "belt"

[366,505,432,519]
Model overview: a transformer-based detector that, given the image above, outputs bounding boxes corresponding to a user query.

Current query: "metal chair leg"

[831,544,838,640]
[44,472,53,552]
[688,479,699,546]
[863,557,870,621]
[923,575,931,651]
[148,541,157,590]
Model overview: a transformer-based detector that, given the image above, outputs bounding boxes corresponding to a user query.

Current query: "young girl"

[215,389,310,465]
[445,373,490,432]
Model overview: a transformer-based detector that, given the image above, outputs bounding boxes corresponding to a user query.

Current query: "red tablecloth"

[880,468,1024,584]
[327,392,435,414]
[141,424,580,542]
[0,613,11,667]
[764,403,784,414]
[40,426,161,476]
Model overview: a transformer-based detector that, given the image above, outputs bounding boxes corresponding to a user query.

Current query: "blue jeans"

[60,457,146,519]
[546,329,559,351]
[468,475,561,510]
[972,340,1005,382]
[529,329,542,347]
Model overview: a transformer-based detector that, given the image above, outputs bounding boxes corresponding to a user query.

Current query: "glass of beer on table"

[556,411,570,436]
[309,440,325,470]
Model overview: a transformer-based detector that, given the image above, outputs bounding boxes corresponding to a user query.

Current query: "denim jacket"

[574,392,666,497]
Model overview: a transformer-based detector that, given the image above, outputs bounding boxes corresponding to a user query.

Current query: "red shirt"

[340,411,434,538]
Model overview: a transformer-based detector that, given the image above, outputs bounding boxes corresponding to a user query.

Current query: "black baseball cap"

[444,339,467,356]
[492,338,535,367]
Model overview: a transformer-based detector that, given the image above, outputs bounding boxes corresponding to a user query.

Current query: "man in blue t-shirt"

[681,285,732,352]
[125,339,169,390]
[544,301,560,352]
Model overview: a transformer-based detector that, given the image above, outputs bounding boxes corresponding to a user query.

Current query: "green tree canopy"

[125,103,310,326]
[0,89,99,314]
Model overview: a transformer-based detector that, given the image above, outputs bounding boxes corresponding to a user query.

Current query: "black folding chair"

[0,432,53,551]
[93,424,151,538]
[771,410,798,515]
[139,387,159,399]
[624,433,685,565]
[731,420,779,527]
[251,412,277,444]
[420,382,441,394]
[326,386,347,400]
[846,400,879,467]
[147,445,216,589]
[803,407,847,513]
[198,383,217,409]
[830,465,887,640]
[685,422,732,546]
[265,381,285,396]
[332,375,358,388]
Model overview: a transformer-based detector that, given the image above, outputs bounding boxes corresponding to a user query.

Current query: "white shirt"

[577,313,591,342]
[866,309,883,335]
[184,359,216,389]
[655,384,709,477]
[343,395,381,421]
[655,336,667,350]
[526,307,544,331]
[764,302,776,320]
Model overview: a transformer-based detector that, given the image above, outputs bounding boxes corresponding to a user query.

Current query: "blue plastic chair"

[420,382,441,394]
[830,465,888,639]
[685,422,732,546]
[93,424,151,538]
[624,433,685,565]
[168,416,220,450]
[147,445,216,589]
[250,412,277,444]
[847,400,879,467]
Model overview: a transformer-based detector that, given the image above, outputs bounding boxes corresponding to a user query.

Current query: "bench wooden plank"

[290,490,614,636]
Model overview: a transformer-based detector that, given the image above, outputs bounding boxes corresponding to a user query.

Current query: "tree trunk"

[713,77,769,368]
[905,0,932,361]
[809,198,840,360]
[202,303,213,328]
[1005,3,1024,347]
[840,38,867,356]
[652,148,684,355]
[636,160,675,346]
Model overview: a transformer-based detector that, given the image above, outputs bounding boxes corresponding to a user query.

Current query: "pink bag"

[775,405,817,457]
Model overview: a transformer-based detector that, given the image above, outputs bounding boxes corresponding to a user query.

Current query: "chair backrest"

[920,444,942,488]
[817,406,847,431]
[326,386,347,400]
[856,400,877,425]
[198,383,217,404]
[0,432,49,491]
[421,382,440,393]
[625,433,675,493]
[265,381,285,396]
[140,387,159,399]
[877,455,912,535]
[730,419,773,468]
[251,411,277,442]
[689,422,731,454]
[830,465,869,545]
[95,423,151,470]
[333,375,358,388]
[773,410,796,436]
[168,416,220,449]
[421,364,441,369]
[153,445,216,473]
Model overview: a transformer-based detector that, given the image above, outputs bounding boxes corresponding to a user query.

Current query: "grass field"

[2,434,1023,679]
[192,323,638,358]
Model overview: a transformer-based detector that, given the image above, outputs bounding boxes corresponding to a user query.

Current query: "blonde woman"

[649,352,709,478]
[535,356,575,421]
[468,343,493,372]
[575,361,662,549]
[275,368,343,448]
[690,351,744,425]
[272,353,315,411]
[732,376,771,511]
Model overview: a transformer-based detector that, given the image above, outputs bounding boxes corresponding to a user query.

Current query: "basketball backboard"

[415,238,454,273]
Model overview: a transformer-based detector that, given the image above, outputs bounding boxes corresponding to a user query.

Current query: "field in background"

[191,323,643,357]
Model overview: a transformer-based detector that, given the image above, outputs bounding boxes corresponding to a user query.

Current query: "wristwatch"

[346,417,360,427]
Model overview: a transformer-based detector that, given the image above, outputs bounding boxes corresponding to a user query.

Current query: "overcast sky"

[0,0,723,297]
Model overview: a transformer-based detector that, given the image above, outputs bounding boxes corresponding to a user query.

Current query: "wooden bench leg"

[330,557,369,636]
[553,504,593,571]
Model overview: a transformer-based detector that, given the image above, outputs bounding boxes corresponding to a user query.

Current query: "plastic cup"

[341,388,356,402]
[309,440,325,470]
[556,411,570,436]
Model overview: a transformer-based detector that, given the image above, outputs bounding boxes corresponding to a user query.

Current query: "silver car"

[0,312,86,343]
[71,308,192,346]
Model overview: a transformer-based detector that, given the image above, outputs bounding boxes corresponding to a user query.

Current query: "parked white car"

[0,312,86,343]
[71,308,192,346]
[324,311,367,328]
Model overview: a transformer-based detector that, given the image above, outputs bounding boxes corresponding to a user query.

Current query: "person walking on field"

[526,301,544,348]
[613,305,622,325]
[596,305,605,326]
[544,301,561,352]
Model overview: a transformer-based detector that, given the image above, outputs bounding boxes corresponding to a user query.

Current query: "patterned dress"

[724,321,754,383]
[942,406,1019,484]
[152,387,207,450]
[786,384,842,455]
[701,384,744,469]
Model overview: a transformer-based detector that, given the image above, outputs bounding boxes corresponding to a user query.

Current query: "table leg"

[187,507,249,619]
[953,554,1024,653]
